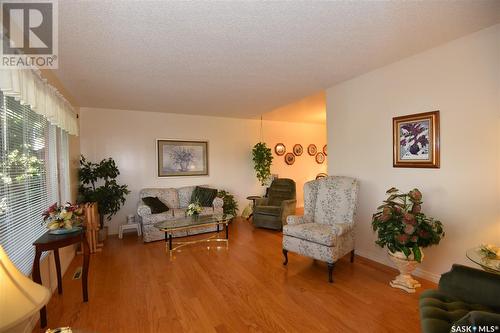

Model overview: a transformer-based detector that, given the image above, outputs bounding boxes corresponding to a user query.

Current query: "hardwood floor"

[33,218,434,333]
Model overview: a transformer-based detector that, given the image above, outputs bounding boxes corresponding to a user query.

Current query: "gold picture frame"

[157,140,208,177]
[393,111,440,168]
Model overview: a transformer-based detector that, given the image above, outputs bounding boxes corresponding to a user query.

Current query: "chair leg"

[282,249,288,266]
[328,263,335,283]
[350,250,355,263]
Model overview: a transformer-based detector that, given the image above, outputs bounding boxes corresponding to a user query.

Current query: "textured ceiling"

[263,91,326,124]
[54,1,500,121]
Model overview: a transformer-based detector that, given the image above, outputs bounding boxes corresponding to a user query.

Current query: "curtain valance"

[0,69,78,136]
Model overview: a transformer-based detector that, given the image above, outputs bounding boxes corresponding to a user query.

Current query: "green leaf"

[413,246,422,263]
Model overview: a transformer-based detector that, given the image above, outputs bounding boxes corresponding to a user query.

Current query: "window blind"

[0,91,67,275]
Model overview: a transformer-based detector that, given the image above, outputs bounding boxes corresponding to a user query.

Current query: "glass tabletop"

[466,247,500,274]
[154,214,233,232]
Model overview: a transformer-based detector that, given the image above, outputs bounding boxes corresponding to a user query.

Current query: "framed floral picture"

[157,140,208,177]
[393,111,440,168]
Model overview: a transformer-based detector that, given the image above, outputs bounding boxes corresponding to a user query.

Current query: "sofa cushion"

[191,186,218,206]
[254,206,281,216]
[314,177,358,226]
[268,179,296,206]
[140,188,179,209]
[178,186,196,208]
[419,289,494,333]
[142,197,169,214]
[283,223,340,246]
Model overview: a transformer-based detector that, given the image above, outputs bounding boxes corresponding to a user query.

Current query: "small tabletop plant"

[372,187,444,262]
[217,190,238,216]
[42,203,84,230]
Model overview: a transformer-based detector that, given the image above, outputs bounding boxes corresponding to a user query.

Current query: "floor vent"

[73,267,82,280]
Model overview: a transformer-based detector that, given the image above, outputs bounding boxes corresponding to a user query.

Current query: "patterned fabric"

[282,176,359,264]
[313,176,359,226]
[177,186,196,208]
[283,230,354,263]
[213,197,224,209]
[140,188,179,209]
[142,196,169,214]
[283,223,352,246]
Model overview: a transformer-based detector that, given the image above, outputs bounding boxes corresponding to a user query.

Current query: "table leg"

[169,233,173,251]
[225,223,229,240]
[53,248,63,294]
[32,249,47,328]
[82,238,90,302]
[216,223,220,233]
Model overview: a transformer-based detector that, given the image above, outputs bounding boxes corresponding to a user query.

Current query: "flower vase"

[388,249,423,293]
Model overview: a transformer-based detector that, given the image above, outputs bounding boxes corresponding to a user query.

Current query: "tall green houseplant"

[78,155,130,227]
[252,142,273,186]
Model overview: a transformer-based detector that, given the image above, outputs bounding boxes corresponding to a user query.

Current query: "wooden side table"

[32,229,90,328]
[246,196,262,221]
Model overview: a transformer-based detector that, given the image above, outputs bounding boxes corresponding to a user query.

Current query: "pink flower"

[418,230,430,239]
[404,224,416,235]
[412,204,421,214]
[403,213,416,226]
[396,234,409,244]
[410,236,418,242]
[409,189,422,202]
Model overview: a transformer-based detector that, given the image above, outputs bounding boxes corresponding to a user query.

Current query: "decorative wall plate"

[275,143,286,156]
[293,144,303,156]
[307,144,317,156]
[315,152,325,164]
[323,144,327,156]
[285,153,295,165]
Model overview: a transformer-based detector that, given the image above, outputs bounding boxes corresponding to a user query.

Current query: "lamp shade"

[0,245,50,332]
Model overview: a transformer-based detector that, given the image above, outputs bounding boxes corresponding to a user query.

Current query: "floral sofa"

[137,186,223,243]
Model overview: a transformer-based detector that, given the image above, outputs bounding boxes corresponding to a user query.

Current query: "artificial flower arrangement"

[186,201,202,216]
[42,202,84,230]
[479,244,500,259]
[372,187,444,263]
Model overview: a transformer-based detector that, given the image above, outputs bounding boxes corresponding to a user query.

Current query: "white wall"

[327,24,500,281]
[79,108,326,234]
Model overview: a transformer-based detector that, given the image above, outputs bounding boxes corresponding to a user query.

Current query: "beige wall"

[326,24,500,281]
[79,107,326,235]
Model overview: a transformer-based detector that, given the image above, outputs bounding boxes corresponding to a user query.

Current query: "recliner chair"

[252,178,296,230]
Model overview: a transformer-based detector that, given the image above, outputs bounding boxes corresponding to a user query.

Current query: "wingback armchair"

[252,178,296,230]
[282,176,359,282]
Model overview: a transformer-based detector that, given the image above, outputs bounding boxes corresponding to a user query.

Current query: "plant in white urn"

[372,187,444,293]
[186,201,202,217]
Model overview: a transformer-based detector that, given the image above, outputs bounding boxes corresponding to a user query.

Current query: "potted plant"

[186,201,202,218]
[217,190,239,216]
[252,142,273,186]
[78,155,130,238]
[372,187,444,293]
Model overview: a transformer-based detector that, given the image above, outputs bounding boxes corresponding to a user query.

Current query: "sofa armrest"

[453,311,500,329]
[280,199,296,223]
[286,215,305,225]
[213,197,224,209]
[439,264,500,309]
[255,198,269,206]
[137,204,151,217]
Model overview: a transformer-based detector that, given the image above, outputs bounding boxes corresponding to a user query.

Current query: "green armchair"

[419,264,500,333]
[252,178,296,230]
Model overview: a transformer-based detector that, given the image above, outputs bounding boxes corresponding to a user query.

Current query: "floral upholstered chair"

[282,176,359,282]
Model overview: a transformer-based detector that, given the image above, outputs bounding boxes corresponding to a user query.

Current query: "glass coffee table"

[466,247,500,274]
[154,214,233,256]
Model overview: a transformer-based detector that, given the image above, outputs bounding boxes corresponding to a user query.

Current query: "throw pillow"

[190,186,218,207]
[142,197,169,214]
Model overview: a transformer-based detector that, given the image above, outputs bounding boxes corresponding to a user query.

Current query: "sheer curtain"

[0,68,77,275]
[0,68,78,136]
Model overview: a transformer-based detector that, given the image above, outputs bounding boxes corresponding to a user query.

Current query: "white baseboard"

[355,248,440,283]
